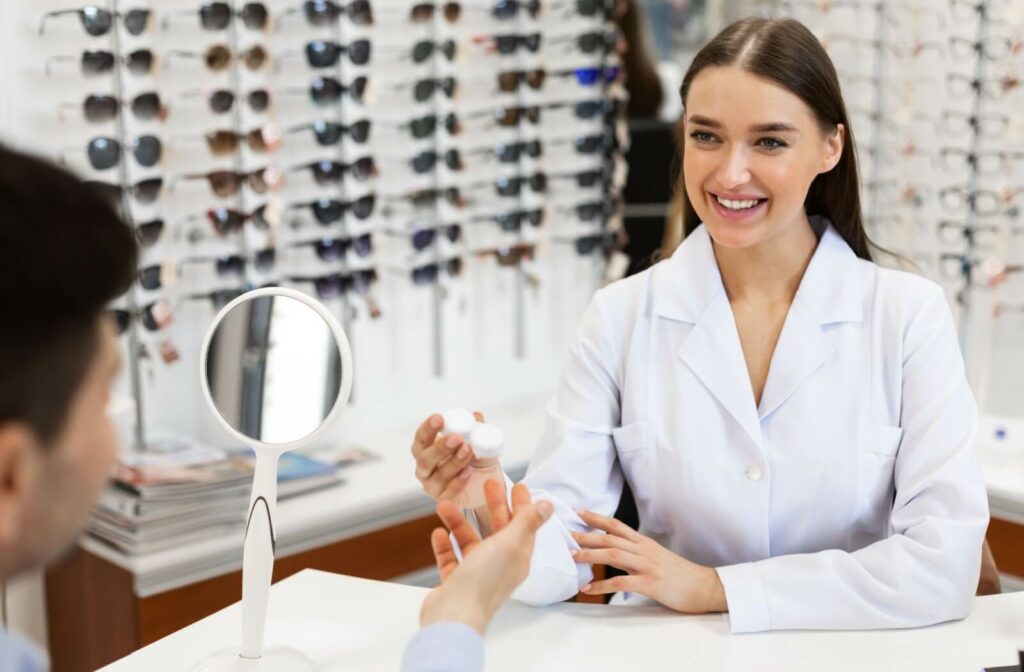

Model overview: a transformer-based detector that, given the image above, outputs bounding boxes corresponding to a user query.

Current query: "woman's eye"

[758,137,787,150]
[689,131,716,144]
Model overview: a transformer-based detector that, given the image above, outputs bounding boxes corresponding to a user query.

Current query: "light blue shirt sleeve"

[0,627,47,672]
[400,622,484,672]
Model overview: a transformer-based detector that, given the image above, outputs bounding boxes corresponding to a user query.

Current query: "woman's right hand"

[411,412,504,509]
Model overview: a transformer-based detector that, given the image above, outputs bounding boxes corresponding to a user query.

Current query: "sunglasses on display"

[549,168,606,189]
[289,195,377,223]
[281,76,369,105]
[292,234,374,261]
[109,301,174,335]
[167,45,269,72]
[289,158,377,184]
[493,172,547,196]
[472,209,545,231]
[476,243,535,267]
[163,2,269,30]
[571,232,616,256]
[280,0,374,26]
[86,177,164,205]
[188,203,282,236]
[136,219,166,248]
[410,258,462,285]
[175,166,284,197]
[202,125,283,155]
[549,0,614,17]
[390,77,457,102]
[292,269,379,299]
[408,1,462,22]
[39,7,150,36]
[549,30,617,54]
[387,187,465,210]
[60,92,165,122]
[277,40,372,68]
[287,119,372,145]
[410,149,464,173]
[485,32,542,54]
[63,135,163,170]
[405,224,462,251]
[179,88,271,114]
[490,0,541,19]
[46,49,155,77]
[381,40,457,64]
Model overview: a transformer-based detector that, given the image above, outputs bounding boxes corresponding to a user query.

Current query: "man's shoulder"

[0,628,48,672]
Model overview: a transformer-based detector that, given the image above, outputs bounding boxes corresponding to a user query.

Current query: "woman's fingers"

[572,547,647,574]
[434,465,472,501]
[430,527,459,581]
[427,443,475,488]
[580,574,647,596]
[571,530,637,553]
[484,479,511,531]
[412,414,445,459]
[415,433,466,482]
[576,509,644,543]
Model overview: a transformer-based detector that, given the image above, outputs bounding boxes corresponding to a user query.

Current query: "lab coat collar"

[656,216,865,445]
[651,216,864,326]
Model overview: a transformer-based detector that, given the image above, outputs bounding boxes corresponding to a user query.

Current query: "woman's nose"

[716,145,752,189]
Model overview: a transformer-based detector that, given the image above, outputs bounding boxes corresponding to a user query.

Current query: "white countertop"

[102,568,1024,672]
[86,407,1024,597]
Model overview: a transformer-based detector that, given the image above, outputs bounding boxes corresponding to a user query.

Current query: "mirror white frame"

[193,287,353,671]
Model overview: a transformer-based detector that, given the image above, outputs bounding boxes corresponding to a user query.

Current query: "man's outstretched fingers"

[430,527,459,580]
[437,499,481,553]
[510,482,533,515]
[484,479,510,531]
[509,500,554,542]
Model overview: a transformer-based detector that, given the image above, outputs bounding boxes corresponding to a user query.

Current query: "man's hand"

[571,509,728,614]
[420,480,553,633]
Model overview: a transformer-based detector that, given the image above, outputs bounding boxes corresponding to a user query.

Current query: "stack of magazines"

[88,441,351,556]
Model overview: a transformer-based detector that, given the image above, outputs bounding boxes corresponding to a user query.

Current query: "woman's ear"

[820,123,845,174]
[0,423,40,550]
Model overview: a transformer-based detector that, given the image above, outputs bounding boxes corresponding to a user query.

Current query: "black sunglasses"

[494,173,547,196]
[46,49,155,77]
[403,114,460,139]
[290,158,377,183]
[411,150,464,173]
[412,259,463,285]
[64,92,163,122]
[287,119,372,145]
[411,225,462,251]
[493,33,542,54]
[283,76,369,105]
[301,39,372,67]
[292,195,377,223]
[299,269,378,299]
[493,139,543,162]
[74,135,162,170]
[392,78,457,102]
[136,219,166,247]
[181,88,271,114]
[164,2,269,30]
[39,7,151,36]
[298,234,374,261]
[86,178,164,205]
[492,0,541,19]
[200,205,278,235]
[283,0,374,26]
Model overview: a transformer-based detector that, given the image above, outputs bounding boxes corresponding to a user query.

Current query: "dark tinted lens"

[255,248,276,271]
[412,264,439,285]
[577,0,599,14]
[526,209,544,226]
[208,208,245,234]
[574,100,602,118]
[83,95,119,122]
[410,3,433,21]
[123,8,150,34]
[444,114,460,135]
[82,50,116,74]
[525,140,542,157]
[131,92,162,120]
[315,274,345,298]
[140,304,161,331]
[248,89,270,112]
[526,69,545,89]
[441,41,457,60]
[351,157,376,180]
[528,173,547,191]
[351,76,368,102]
[200,2,232,29]
[524,33,542,51]
[312,161,343,183]
[525,107,540,123]
[412,41,434,63]
[312,199,343,224]
[216,255,245,276]
[443,3,461,21]
[352,233,373,256]
[208,90,234,112]
[575,235,600,255]
[576,169,602,187]
[206,130,238,155]
[495,177,520,196]
[498,72,519,92]
[413,80,435,101]
[444,150,463,170]
[87,137,121,170]
[137,219,165,247]
[351,269,377,293]
[208,171,243,196]
[412,152,436,173]
[125,49,154,75]
[495,36,517,54]
[577,202,602,220]
[251,205,272,229]
[527,0,540,16]
[315,238,345,261]
[349,120,371,143]
[81,7,114,36]
[575,136,601,153]
[492,0,516,19]
[312,120,344,145]
[410,116,438,138]
[306,41,341,67]
[441,78,456,97]
[110,310,130,334]
[497,213,521,231]
[351,195,375,219]
[310,77,342,104]
[349,0,374,24]
[496,143,520,162]
[349,40,372,65]
[304,0,338,25]
[139,265,162,290]
[206,45,232,70]
[243,45,267,69]
[495,108,518,126]
[241,3,269,29]
[133,178,163,204]
[412,229,436,251]
[444,225,462,242]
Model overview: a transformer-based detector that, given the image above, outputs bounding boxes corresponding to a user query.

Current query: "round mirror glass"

[204,293,346,445]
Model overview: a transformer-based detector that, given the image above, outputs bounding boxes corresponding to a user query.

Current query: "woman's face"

[682,65,844,250]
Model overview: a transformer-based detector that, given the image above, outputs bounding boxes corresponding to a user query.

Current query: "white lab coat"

[507,218,989,633]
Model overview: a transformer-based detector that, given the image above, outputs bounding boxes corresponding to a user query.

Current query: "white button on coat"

[745,465,763,482]
[503,219,989,634]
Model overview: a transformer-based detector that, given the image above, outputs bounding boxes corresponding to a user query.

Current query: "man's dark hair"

[0,144,138,445]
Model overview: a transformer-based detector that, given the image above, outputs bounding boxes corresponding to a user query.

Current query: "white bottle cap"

[469,423,505,459]
[442,408,477,437]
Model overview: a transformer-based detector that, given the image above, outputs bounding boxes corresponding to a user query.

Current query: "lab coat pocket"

[611,421,655,527]
[854,424,904,534]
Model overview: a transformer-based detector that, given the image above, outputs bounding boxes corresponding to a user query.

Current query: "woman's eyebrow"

[687,115,800,134]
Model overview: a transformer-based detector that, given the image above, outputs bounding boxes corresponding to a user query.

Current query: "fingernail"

[456,446,469,459]
[571,549,579,557]
[575,509,588,517]
[447,435,461,449]
[537,501,553,519]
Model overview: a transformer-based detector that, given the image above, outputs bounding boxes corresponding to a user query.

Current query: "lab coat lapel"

[757,219,864,420]
[678,293,763,447]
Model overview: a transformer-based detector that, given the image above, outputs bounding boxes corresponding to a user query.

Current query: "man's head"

[0,144,137,578]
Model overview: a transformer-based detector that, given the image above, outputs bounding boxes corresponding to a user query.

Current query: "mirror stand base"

[190,646,316,671]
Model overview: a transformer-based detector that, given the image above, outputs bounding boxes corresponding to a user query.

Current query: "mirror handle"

[240,453,279,659]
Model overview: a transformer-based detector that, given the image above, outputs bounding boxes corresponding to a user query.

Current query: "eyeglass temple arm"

[38,10,82,35]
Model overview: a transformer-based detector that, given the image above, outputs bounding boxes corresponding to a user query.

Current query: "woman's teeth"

[715,195,763,210]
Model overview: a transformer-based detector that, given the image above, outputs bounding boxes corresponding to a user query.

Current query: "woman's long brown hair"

[663,17,873,261]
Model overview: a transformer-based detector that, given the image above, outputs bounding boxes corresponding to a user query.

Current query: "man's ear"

[820,123,845,174]
[0,423,41,549]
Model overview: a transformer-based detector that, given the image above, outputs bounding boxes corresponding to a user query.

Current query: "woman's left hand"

[571,509,728,614]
